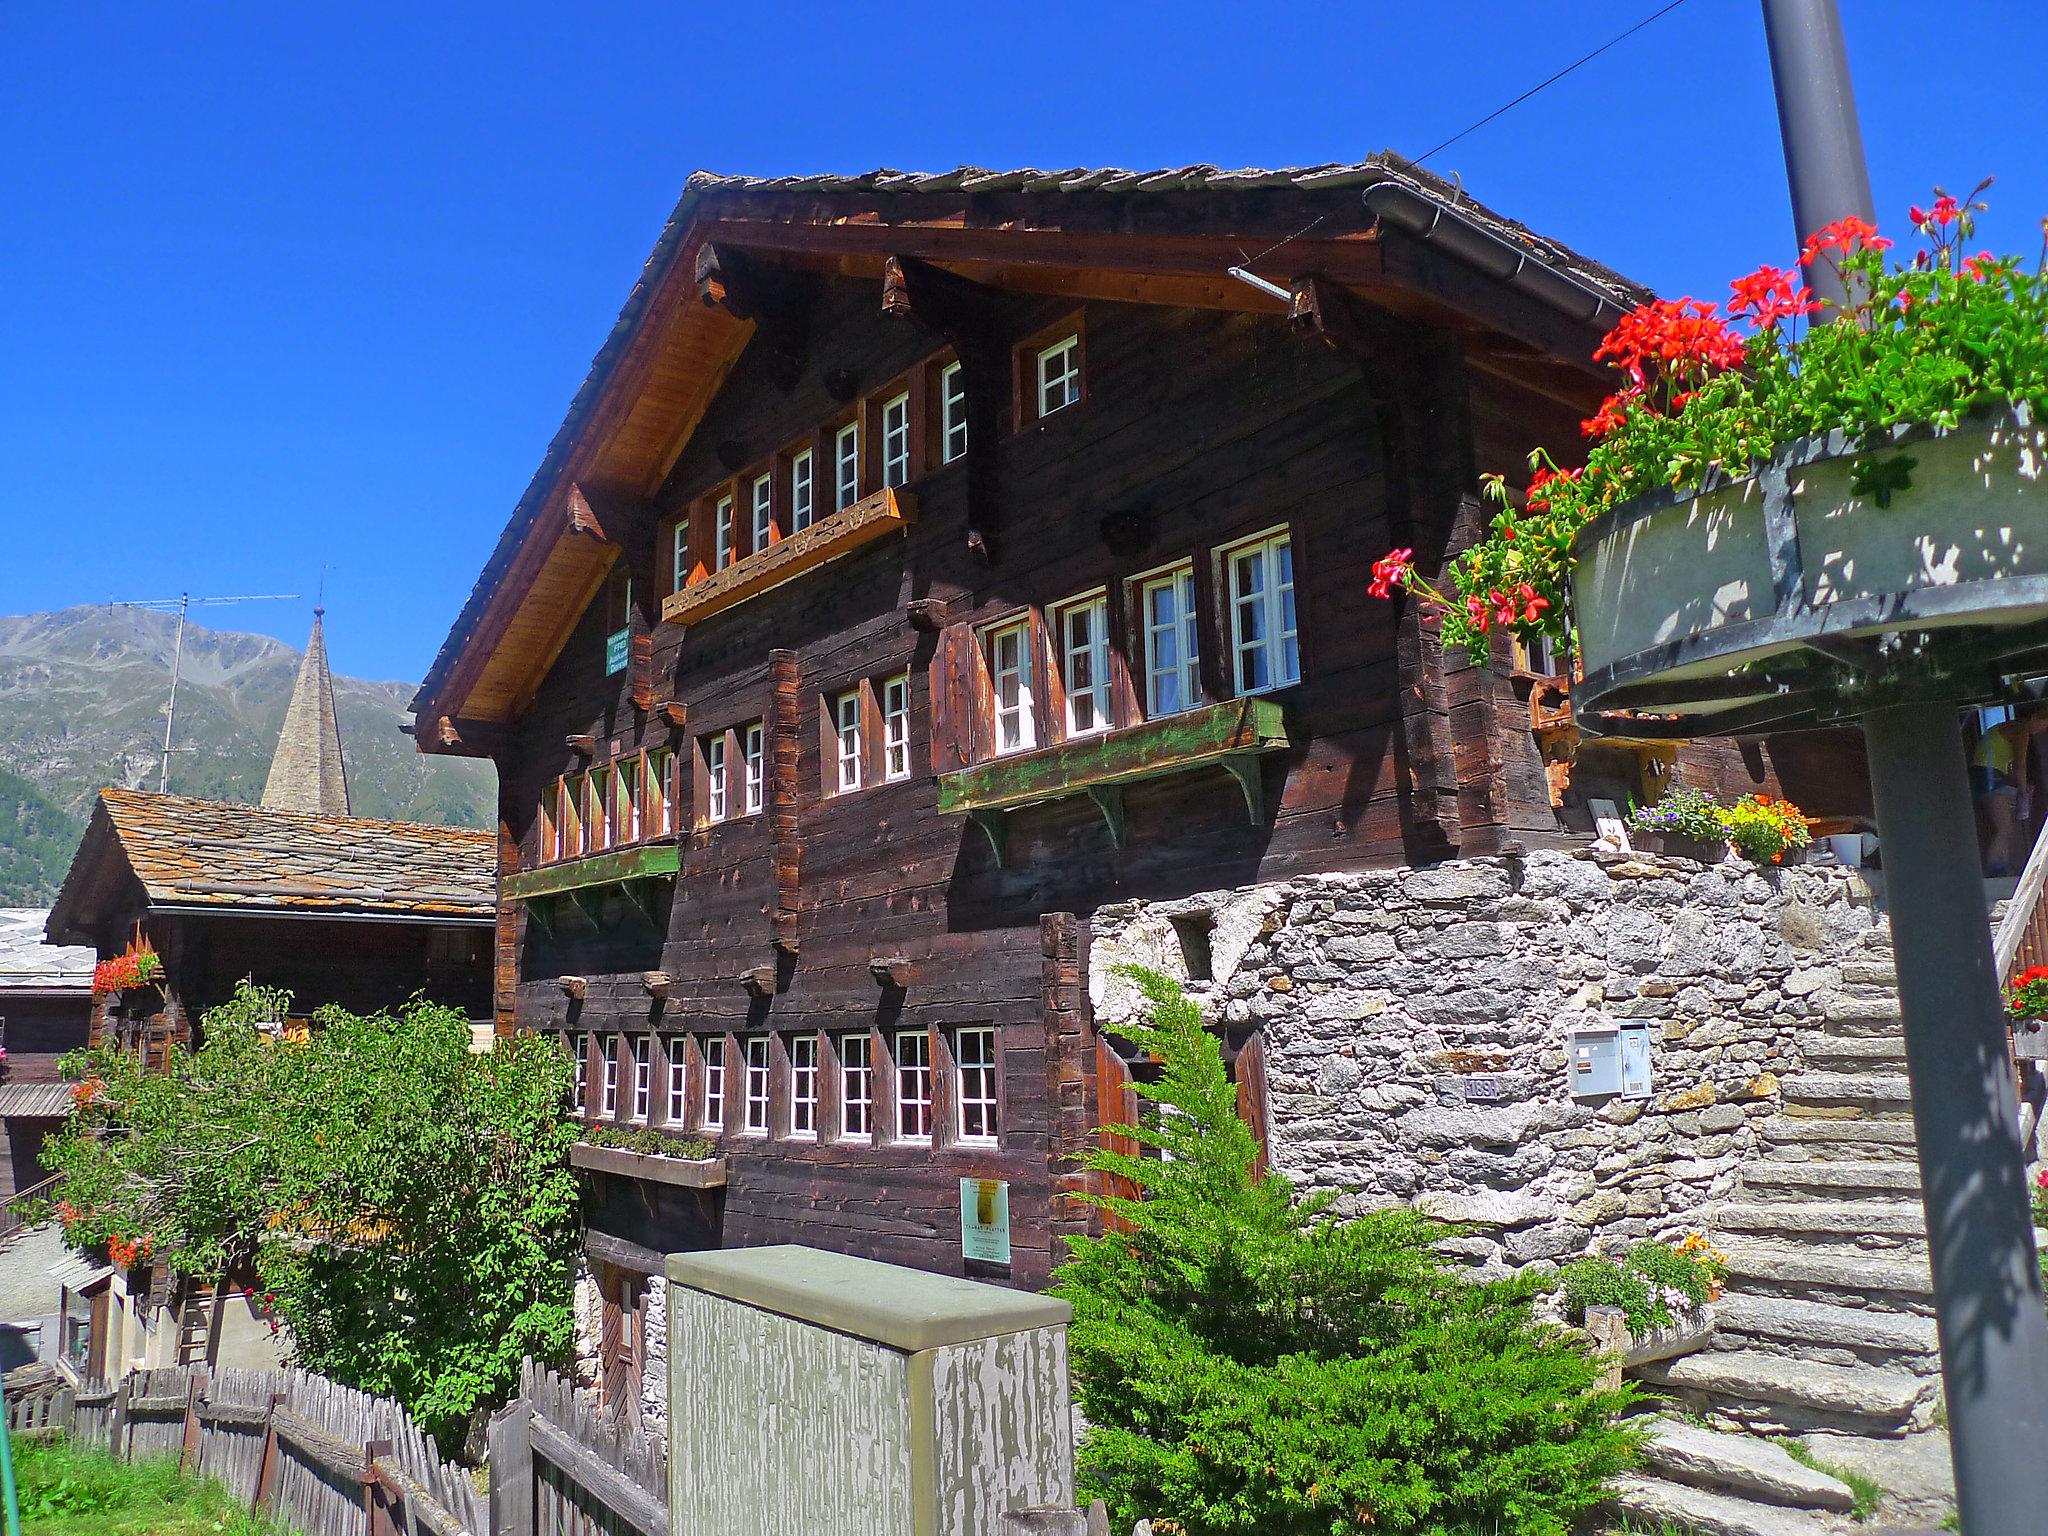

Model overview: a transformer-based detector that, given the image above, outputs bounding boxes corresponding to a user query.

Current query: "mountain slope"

[0,607,495,899]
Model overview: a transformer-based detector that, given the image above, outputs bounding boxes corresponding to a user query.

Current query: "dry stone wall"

[1088,849,1884,1274]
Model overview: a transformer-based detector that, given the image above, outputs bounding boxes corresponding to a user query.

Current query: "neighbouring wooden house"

[0,910,93,1209]
[406,157,1780,1422]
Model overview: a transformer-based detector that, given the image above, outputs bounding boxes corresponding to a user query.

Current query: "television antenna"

[109,592,300,793]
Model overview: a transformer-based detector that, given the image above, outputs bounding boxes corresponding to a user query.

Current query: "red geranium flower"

[1800,215,1892,267]
[1367,547,1415,600]
[1727,264,1820,329]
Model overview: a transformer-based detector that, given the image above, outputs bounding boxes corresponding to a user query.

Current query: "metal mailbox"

[1566,1024,1653,1101]
[667,1244,1074,1536]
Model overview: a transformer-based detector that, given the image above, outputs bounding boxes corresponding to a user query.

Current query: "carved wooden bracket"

[558,975,588,1001]
[565,733,597,758]
[565,483,609,541]
[694,243,813,392]
[641,972,671,1000]
[742,965,776,998]
[904,597,949,633]
[868,955,913,989]
[658,701,688,730]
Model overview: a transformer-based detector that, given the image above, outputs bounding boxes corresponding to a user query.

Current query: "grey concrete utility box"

[667,1244,1075,1536]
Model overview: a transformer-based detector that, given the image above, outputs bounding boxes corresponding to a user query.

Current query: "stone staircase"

[1606,931,1956,1534]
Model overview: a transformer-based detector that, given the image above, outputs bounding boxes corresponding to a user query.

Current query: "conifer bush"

[1054,967,1638,1536]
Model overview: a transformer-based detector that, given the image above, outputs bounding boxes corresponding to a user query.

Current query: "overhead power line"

[1414,0,1693,167]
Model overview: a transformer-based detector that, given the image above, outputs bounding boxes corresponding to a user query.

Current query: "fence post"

[488,1398,534,1536]
[998,1511,1089,1535]
[178,1366,206,1472]
[251,1389,288,1516]
[362,1437,396,1536]
[109,1376,132,1462]
[1084,1499,1110,1536]
[1583,1305,1629,1393]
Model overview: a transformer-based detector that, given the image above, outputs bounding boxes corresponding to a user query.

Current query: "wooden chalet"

[408,155,1776,1410]
[0,910,93,1210]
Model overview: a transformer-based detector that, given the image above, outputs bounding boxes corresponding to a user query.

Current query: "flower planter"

[1573,408,2048,737]
[1622,1305,1716,1368]
[1633,832,1728,865]
[568,1140,727,1189]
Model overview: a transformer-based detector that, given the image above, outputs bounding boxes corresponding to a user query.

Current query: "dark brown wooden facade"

[414,161,1773,1291]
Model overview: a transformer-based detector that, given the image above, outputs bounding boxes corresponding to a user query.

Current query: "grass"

[1784,1438,1886,1522]
[12,1435,296,1536]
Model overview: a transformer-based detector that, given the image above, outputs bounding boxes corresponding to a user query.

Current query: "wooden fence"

[489,1359,666,1536]
[3,1361,484,1536]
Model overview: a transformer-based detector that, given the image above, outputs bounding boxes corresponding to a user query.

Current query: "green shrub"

[1054,967,1639,1536]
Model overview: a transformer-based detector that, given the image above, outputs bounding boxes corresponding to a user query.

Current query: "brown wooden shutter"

[1233,1033,1270,1179]
[929,622,982,774]
[1094,1040,1142,1233]
[598,1264,627,1413]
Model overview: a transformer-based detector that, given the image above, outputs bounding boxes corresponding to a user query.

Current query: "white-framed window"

[630,1035,651,1124]
[1054,592,1111,738]
[701,1037,726,1131]
[834,689,863,793]
[703,734,728,823]
[789,1035,818,1139]
[834,423,860,512]
[1140,563,1201,717]
[954,1026,999,1143]
[671,521,690,592]
[880,390,912,488]
[882,672,911,781]
[841,1032,872,1137]
[742,721,766,815]
[600,1035,619,1119]
[568,1033,587,1114]
[614,756,642,845]
[940,361,968,463]
[750,472,774,554]
[1227,528,1299,696]
[586,769,612,853]
[790,447,815,531]
[894,1030,932,1141]
[647,748,675,837]
[714,494,736,570]
[1037,334,1081,418]
[557,779,582,860]
[983,619,1035,755]
[666,1039,687,1125]
[743,1036,772,1135]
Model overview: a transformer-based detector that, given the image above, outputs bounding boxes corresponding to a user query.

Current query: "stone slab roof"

[85,789,495,921]
[0,910,93,992]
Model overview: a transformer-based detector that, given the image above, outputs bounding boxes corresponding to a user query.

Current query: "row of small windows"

[566,1026,999,1146]
[671,326,1081,593]
[540,749,676,864]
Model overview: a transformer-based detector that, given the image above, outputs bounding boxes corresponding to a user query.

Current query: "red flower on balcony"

[1367,547,1415,599]
[1799,215,1893,267]
[91,951,162,996]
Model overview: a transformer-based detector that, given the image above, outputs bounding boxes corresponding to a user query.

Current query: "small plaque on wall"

[960,1178,1011,1265]
[605,628,630,676]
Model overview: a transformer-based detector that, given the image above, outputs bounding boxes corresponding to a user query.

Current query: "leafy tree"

[1054,968,1639,1536]
[42,985,580,1453]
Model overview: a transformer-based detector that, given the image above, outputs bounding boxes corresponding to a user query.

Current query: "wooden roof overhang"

[411,163,1649,751]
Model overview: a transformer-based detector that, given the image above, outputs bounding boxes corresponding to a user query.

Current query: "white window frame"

[790,447,815,531]
[703,734,728,823]
[982,618,1036,756]
[569,1033,587,1115]
[1036,334,1080,418]
[879,390,912,488]
[648,749,674,837]
[1226,527,1300,697]
[665,1039,687,1126]
[750,472,774,554]
[586,768,612,853]
[840,1032,873,1138]
[743,1036,772,1136]
[714,494,736,570]
[1053,591,1112,738]
[701,1037,725,1131]
[614,756,642,845]
[600,1035,619,1119]
[940,361,968,463]
[834,423,860,512]
[894,1029,932,1143]
[881,672,911,782]
[742,721,766,816]
[788,1035,819,1139]
[671,521,690,591]
[834,689,864,794]
[1139,562,1202,718]
[955,1026,999,1144]
[630,1035,651,1125]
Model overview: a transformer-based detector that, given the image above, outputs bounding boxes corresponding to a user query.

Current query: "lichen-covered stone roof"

[0,910,93,992]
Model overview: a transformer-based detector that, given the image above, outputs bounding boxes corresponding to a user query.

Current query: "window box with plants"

[1626,786,1814,865]
[1369,189,2048,739]
[90,951,163,999]
[570,1124,726,1188]
[1559,1235,1727,1368]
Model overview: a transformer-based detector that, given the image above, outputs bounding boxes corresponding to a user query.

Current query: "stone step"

[1780,1072,1914,1115]
[1604,1474,1838,1536]
[1715,1200,1927,1248]
[1718,1240,1933,1312]
[1799,1033,1906,1068]
[1738,1159,1922,1200]
[1713,1292,1941,1373]
[1822,992,1903,1036]
[1636,1348,1936,1435]
[1759,1116,1919,1160]
[1639,1420,1858,1511]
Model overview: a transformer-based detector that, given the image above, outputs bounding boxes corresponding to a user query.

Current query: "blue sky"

[3,1,2041,684]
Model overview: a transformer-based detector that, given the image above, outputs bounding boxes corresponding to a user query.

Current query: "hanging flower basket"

[92,951,163,997]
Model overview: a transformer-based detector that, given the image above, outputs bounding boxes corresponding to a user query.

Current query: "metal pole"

[1762,6,2048,1528]
[1760,0,1876,308]
[159,594,187,794]
[1863,705,2048,1531]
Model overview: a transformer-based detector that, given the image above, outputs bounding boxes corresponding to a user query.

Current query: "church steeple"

[261,608,351,816]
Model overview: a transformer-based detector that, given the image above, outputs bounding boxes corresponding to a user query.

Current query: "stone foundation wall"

[1088,849,1884,1274]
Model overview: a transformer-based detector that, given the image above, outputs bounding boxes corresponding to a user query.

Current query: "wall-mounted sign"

[605,629,630,676]
[960,1178,1011,1265]
[1463,1074,1503,1101]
